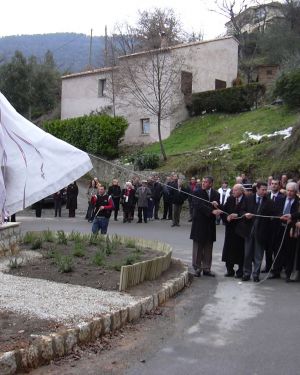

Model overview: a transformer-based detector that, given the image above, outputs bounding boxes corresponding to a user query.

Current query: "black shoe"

[267,273,280,280]
[114,218,118,221]
[161,218,166,220]
[171,224,176,227]
[144,221,147,223]
[188,219,192,222]
[154,217,160,220]
[137,221,142,223]
[235,273,243,279]
[242,275,250,281]
[253,276,260,282]
[224,271,235,277]
[203,271,215,277]
[194,269,201,277]
[261,268,271,273]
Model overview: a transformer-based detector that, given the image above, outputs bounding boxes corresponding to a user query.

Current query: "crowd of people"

[35,172,300,283]
[191,174,300,283]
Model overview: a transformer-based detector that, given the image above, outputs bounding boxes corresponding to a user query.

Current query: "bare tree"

[117,49,185,161]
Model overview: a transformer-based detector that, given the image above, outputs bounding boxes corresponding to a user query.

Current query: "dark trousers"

[163,200,172,219]
[69,208,76,217]
[54,200,62,217]
[243,233,264,278]
[273,225,297,277]
[192,240,213,271]
[138,207,148,223]
[172,203,182,225]
[147,199,154,219]
[153,198,161,219]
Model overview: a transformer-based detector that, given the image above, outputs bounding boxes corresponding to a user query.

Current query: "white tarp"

[0,92,93,219]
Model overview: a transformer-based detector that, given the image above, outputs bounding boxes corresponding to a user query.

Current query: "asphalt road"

[18,197,300,375]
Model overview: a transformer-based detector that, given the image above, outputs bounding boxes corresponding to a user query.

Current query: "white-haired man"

[270,181,299,282]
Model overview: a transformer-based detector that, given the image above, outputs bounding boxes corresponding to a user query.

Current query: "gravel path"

[0,252,139,324]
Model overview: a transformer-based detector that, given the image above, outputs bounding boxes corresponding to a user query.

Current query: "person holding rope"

[91,185,114,235]
[237,181,276,282]
[220,184,245,278]
[190,176,221,277]
[269,182,299,282]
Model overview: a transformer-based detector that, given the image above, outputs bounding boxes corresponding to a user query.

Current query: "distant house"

[226,2,284,35]
[254,64,280,88]
[61,36,238,145]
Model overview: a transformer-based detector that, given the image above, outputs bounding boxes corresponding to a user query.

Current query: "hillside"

[0,33,105,72]
[142,106,300,182]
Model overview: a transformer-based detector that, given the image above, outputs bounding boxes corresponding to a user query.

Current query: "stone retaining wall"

[0,223,21,258]
[0,259,188,375]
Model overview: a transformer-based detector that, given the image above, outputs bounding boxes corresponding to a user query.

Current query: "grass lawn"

[137,105,300,183]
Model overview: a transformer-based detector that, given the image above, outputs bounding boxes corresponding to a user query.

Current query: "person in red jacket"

[91,185,114,235]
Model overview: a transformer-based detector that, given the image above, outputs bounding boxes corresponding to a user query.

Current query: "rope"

[88,152,284,221]
[88,152,292,285]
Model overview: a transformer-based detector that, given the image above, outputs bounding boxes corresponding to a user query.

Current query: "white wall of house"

[61,37,238,145]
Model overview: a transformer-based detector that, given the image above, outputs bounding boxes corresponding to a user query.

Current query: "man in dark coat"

[152,176,163,220]
[171,179,188,227]
[269,182,299,282]
[237,181,276,282]
[66,182,78,217]
[263,178,284,272]
[221,184,245,278]
[190,176,220,277]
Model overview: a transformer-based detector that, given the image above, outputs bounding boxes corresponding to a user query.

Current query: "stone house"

[61,36,238,144]
[226,2,284,35]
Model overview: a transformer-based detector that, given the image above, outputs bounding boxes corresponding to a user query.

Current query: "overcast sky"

[0,0,230,40]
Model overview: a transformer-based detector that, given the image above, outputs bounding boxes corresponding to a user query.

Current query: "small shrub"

[73,242,86,257]
[125,254,141,265]
[44,246,59,260]
[89,234,99,245]
[111,262,122,271]
[31,238,43,250]
[92,251,106,266]
[22,231,37,245]
[274,68,300,108]
[190,83,265,115]
[68,231,83,242]
[104,236,119,256]
[127,151,160,170]
[125,238,136,248]
[56,254,73,273]
[42,229,55,242]
[8,256,23,269]
[56,230,67,245]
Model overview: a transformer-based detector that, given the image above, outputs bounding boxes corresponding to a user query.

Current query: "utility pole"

[104,25,108,67]
[89,28,93,68]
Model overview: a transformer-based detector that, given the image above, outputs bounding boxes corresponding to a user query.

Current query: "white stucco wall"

[61,37,238,144]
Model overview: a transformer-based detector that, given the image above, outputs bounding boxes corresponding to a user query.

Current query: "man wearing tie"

[221,184,245,278]
[190,176,221,277]
[269,182,299,282]
[263,179,284,272]
[238,181,275,282]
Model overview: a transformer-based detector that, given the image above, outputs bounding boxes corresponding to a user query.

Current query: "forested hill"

[0,33,105,72]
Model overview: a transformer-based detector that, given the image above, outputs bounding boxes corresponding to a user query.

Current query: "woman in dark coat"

[66,182,78,217]
[221,185,245,278]
[108,179,122,221]
[121,182,136,223]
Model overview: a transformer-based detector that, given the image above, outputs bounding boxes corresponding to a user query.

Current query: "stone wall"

[0,223,21,258]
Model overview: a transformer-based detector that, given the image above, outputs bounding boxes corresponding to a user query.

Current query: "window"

[98,79,106,97]
[215,79,227,90]
[141,118,150,135]
[181,71,193,95]
[267,69,273,76]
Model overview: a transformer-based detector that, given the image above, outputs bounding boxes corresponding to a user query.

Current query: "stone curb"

[0,259,188,375]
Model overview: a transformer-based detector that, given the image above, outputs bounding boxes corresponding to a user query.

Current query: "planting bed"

[8,230,164,290]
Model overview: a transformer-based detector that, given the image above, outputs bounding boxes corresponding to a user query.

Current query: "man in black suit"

[221,184,245,278]
[269,182,299,282]
[190,176,221,277]
[263,179,284,272]
[238,181,276,282]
